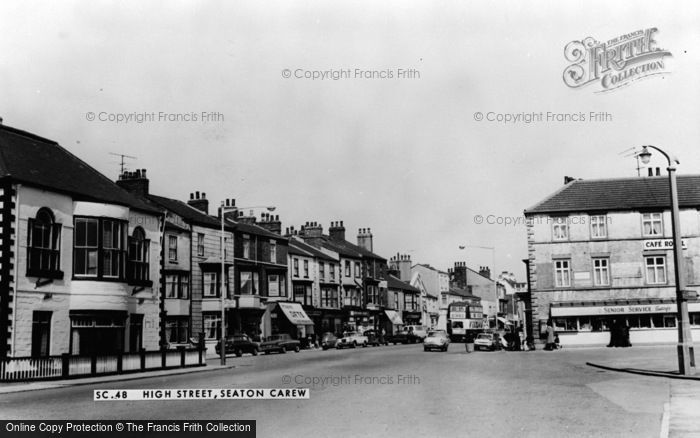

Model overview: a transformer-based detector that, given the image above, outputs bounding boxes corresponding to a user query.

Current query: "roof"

[147,194,220,228]
[413,263,449,275]
[448,286,479,298]
[525,175,700,214]
[317,235,386,261]
[232,220,286,240]
[0,124,160,214]
[387,274,420,293]
[289,238,336,261]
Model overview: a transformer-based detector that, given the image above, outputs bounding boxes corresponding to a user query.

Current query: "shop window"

[27,208,62,278]
[129,314,143,352]
[553,317,576,332]
[663,315,677,328]
[690,313,700,326]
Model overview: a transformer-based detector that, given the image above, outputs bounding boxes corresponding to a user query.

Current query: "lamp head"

[638,146,652,165]
[267,207,276,212]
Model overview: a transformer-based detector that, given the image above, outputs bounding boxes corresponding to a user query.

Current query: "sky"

[2,0,700,279]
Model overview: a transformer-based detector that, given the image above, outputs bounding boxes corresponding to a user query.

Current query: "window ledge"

[26,269,64,280]
[128,279,153,288]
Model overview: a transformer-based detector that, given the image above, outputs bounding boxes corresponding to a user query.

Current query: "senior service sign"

[563,28,672,93]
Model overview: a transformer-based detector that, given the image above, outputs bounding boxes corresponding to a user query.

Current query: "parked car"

[363,329,387,346]
[214,334,259,357]
[390,328,421,344]
[423,330,450,352]
[405,325,429,341]
[320,332,339,350]
[336,331,368,349]
[474,332,501,351]
[259,334,301,354]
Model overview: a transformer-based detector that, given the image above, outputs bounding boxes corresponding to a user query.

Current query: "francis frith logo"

[563,28,672,92]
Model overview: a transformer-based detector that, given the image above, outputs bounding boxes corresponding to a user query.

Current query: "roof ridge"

[524,179,579,214]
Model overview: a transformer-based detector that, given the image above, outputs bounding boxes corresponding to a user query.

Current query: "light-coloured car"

[423,330,450,352]
[405,325,428,341]
[474,332,501,351]
[336,331,368,349]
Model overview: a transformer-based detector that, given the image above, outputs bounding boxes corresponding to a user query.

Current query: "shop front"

[403,310,422,326]
[69,310,128,355]
[270,302,315,340]
[549,298,700,347]
[319,309,345,335]
[383,309,404,335]
[345,309,370,333]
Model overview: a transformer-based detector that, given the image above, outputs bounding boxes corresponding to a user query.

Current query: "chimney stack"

[357,227,374,252]
[116,167,150,197]
[479,266,491,280]
[452,261,468,290]
[187,191,209,214]
[258,212,282,235]
[389,253,412,282]
[329,220,346,241]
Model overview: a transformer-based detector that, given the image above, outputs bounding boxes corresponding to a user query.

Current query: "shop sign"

[643,239,687,250]
[553,303,675,317]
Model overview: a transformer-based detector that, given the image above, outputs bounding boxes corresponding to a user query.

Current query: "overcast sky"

[2,1,700,279]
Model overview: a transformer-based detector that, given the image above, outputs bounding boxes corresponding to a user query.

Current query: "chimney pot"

[195,191,200,199]
[202,192,206,199]
[190,193,194,200]
[226,199,230,206]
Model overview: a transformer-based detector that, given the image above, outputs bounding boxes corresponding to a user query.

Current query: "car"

[474,332,501,351]
[423,330,450,352]
[320,332,339,350]
[259,334,301,354]
[405,325,429,341]
[389,328,421,344]
[336,331,368,349]
[363,329,388,346]
[214,334,259,357]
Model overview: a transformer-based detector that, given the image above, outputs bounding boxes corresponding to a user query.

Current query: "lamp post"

[638,145,695,375]
[219,203,276,366]
[460,245,498,330]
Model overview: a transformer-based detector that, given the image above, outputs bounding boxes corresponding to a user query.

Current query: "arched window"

[27,208,62,278]
[127,227,150,284]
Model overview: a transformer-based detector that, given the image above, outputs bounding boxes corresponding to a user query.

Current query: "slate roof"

[448,286,480,299]
[386,274,420,293]
[147,194,220,228]
[315,235,386,261]
[525,175,700,215]
[289,238,336,261]
[0,124,159,214]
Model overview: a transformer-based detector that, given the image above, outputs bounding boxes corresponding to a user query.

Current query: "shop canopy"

[278,302,314,326]
[384,310,404,325]
[497,317,513,325]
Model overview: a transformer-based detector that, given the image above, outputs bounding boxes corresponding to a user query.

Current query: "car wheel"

[443,346,448,352]
[252,348,258,356]
[362,342,367,348]
[280,347,286,354]
[322,346,328,350]
[424,347,428,352]
[352,341,357,349]
[294,346,300,353]
[264,351,270,355]
[235,349,243,357]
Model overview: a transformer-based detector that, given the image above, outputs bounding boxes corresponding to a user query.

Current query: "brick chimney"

[390,253,412,282]
[235,208,257,225]
[116,168,149,197]
[357,227,373,252]
[329,221,345,241]
[217,198,239,223]
[301,221,323,247]
[479,266,491,279]
[187,191,209,214]
[258,212,282,235]
[452,262,468,290]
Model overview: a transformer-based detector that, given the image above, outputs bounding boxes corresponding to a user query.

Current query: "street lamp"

[459,245,498,330]
[638,145,696,375]
[219,203,276,366]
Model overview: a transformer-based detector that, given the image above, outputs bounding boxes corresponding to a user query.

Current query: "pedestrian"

[544,321,556,351]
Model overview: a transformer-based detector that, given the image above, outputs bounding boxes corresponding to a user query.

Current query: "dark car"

[363,329,387,346]
[214,334,259,357]
[259,334,301,354]
[389,328,420,344]
[320,332,338,350]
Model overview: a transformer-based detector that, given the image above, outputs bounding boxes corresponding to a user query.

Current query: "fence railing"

[0,347,205,382]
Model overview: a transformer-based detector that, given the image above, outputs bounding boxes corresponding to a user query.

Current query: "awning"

[277,302,314,326]
[385,310,404,325]
[497,317,513,325]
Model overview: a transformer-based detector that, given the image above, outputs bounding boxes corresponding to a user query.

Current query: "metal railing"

[0,347,205,382]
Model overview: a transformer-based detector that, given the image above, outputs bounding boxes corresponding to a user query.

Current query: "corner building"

[524,175,700,347]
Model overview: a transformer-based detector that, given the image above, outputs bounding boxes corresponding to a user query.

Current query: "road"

[0,344,674,437]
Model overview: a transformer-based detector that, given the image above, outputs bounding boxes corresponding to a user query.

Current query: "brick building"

[524,175,700,346]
